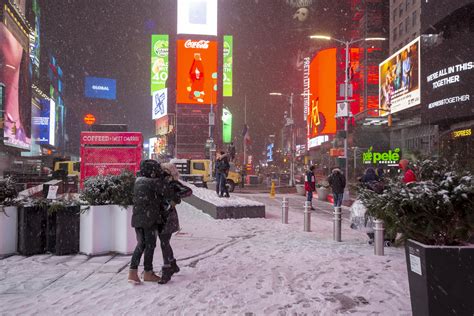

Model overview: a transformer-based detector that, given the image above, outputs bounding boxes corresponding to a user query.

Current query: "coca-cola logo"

[184,40,210,49]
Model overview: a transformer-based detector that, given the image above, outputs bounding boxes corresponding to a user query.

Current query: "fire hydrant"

[270,180,276,198]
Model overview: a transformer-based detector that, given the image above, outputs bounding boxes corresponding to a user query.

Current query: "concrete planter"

[0,206,18,256]
[405,239,474,315]
[80,205,112,256]
[316,187,329,201]
[295,184,306,196]
[111,205,135,255]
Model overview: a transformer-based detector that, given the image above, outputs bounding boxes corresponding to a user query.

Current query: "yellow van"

[53,161,80,177]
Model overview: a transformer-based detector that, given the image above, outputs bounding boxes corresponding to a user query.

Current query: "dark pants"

[306,190,313,202]
[333,192,344,207]
[158,233,175,266]
[217,172,229,196]
[130,227,157,272]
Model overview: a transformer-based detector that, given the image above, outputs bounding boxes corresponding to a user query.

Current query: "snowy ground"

[0,192,411,315]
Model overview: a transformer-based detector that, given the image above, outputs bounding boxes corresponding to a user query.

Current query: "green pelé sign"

[362,147,401,165]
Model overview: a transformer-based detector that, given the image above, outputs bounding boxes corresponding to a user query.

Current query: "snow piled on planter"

[186,182,264,207]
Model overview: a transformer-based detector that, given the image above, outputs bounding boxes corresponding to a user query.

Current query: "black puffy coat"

[328,169,346,194]
[131,176,171,228]
[159,180,192,235]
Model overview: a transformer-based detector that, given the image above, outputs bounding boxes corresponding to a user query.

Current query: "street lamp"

[310,34,386,197]
[269,92,295,186]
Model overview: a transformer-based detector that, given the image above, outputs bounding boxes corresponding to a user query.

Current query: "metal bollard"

[304,201,311,232]
[374,219,385,256]
[281,197,289,224]
[333,207,342,242]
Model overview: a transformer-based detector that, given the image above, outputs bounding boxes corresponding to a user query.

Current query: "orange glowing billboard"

[307,48,337,139]
[176,39,218,105]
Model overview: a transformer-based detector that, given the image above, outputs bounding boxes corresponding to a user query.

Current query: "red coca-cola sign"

[184,40,210,49]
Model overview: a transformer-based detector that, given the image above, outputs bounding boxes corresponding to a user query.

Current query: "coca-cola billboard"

[176,39,217,105]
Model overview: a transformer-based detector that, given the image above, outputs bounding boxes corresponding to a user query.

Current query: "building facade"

[389,0,421,54]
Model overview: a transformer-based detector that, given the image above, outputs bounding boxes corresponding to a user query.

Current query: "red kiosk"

[80,132,143,186]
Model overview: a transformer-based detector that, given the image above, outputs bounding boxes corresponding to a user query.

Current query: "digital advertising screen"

[177,0,218,36]
[223,35,233,97]
[152,88,168,120]
[85,76,117,100]
[222,107,232,143]
[379,37,420,116]
[267,143,274,162]
[1,22,31,150]
[421,20,474,123]
[31,97,54,145]
[176,39,218,105]
[307,48,337,140]
[151,34,169,95]
[29,0,41,81]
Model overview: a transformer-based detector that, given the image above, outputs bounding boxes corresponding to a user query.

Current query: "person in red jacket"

[399,159,417,184]
[305,165,316,210]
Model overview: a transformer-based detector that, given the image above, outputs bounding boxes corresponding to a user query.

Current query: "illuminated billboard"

[223,35,233,97]
[421,6,474,124]
[151,34,169,95]
[307,48,337,143]
[85,76,117,100]
[152,88,168,120]
[1,23,31,150]
[31,97,54,145]
[222,108,232,143]
[379,37,420,116]
[149,136,167,159]
[176,39,218,105]
[177,0,218,36]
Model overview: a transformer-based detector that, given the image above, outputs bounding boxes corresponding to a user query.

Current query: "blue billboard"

[85,76,117,100]
[31,98,54,145]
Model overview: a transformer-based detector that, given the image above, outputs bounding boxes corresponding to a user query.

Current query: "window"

[406,0,409,11]
[193,162,205,171]
[399,4,403,17]
[393,9,397,22]
[73,162,80,172]
[405,17,409,32]
[393,27,398,40]
[59,163,68,171]
[412,10,417,27]
[399,23,403,37]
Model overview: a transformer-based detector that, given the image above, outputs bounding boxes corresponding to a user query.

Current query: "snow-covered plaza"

[0,192,411,315]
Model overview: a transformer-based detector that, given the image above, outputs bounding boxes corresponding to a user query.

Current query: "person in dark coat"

[305,165,316,210]
[327,167,346,208]
[158,163,192,284]
[216,151,230,197]
[128,159,171,284]
[361,167,378,183]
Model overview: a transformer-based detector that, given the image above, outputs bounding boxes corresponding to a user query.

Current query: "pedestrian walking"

[128,160,168,284]
[228,142,236,162]
[327,167,346,209]
[304,165,316,210]
[158,163,193,284]
[399,159,417,184]
[216,151,230,197]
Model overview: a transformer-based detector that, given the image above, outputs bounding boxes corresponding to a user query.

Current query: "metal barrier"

[333,207,342,242]
[374,219,385,256]
[281,197,289,224]
[304,201,311,232]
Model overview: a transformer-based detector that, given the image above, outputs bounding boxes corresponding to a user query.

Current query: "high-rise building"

[389,0,421,54]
